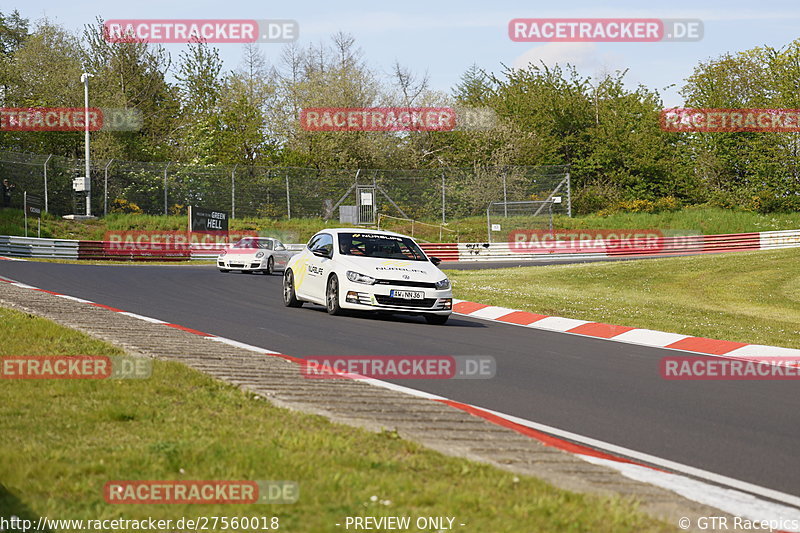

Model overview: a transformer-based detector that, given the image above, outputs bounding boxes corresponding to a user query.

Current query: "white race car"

[218,237,294,275]
[282,228,453,324]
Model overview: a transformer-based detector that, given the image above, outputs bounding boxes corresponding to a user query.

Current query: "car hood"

[336,256,445,281]
[221,248,260,255]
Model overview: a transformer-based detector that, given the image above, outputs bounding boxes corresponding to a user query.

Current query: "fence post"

[285,172,291,219]
[43,154,52,213]
[104,159,113,216]
[231,164,238,219]
[502,169,508,217]
[163,162,172,215]
[24,191,28,237]
[486,204,492,243]
[441,171,446,225]
[566,171,572,217]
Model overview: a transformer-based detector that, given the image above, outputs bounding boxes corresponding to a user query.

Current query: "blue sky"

[14,0,800,106]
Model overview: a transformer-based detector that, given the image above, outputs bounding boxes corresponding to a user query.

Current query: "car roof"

[313,228,410,238]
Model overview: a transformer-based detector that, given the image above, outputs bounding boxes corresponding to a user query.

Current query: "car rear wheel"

[424,314,449,325]
[283,269,303,307]
[265,256,274,275]
[326,275,343,315]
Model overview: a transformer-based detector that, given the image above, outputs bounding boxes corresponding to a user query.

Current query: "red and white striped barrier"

[420,228,800,262]
[1,228,799,262]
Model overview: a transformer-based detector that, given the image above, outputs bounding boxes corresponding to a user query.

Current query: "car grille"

[229,263,245,268]
[375,279,437,289]
[374,295,438,308]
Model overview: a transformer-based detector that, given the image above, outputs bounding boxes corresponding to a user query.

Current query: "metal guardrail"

[1,231,799,262]
[191,243,305,261]
[447,230,800,261]
[0,236,306,261]
[0,235,79,259]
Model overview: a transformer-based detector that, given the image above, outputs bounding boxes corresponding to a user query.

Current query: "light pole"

[81,72,94,216]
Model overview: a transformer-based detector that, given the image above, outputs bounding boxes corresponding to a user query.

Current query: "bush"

[110,198,143,214]
[593,196,683,216]
[750,190,800,214]
[572,184,621,215]
[169,203,187,216]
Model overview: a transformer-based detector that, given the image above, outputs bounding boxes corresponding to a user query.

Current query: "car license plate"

[391,290,424,299]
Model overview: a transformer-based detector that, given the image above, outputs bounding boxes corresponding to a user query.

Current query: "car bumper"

[218,257,267,271]
[338,282,453,314]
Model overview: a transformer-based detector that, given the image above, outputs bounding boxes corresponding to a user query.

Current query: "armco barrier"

[1,230,799,262]
[760,229,800,249]
[78,241,190,261]
[0,235,79,260]
[424,229,800,262]
[191,243,305,261]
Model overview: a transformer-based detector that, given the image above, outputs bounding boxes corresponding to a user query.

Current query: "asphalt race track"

[2,260,798,503]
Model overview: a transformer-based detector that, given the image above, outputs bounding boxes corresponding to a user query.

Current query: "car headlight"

[346,271,376,285]
[255,251,265,259]
[435,278,450,290]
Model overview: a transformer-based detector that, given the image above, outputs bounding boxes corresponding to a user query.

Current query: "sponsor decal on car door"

[306,233,333,300]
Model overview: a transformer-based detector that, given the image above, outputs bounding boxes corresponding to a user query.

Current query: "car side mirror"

[276,244,286,251]
[430,256,442,266]
[312,248,331,258]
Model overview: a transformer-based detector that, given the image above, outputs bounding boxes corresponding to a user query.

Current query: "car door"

[305,233,334,300]
[293,235,319,300]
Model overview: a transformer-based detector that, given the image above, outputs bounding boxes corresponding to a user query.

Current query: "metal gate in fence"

[356,187,376,225]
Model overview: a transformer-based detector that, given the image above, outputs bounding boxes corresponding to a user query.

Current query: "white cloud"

[512,42,624,75]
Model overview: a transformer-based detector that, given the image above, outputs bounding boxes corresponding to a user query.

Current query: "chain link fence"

[0,150,570,222]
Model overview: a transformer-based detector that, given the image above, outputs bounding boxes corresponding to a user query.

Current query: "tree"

[82,17,179,161]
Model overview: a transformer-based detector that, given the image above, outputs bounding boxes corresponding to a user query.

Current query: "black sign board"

[25,193,42,218]
[188,206,229,233]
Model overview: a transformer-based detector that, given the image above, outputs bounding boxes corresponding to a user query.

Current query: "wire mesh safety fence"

[0,150,570,223]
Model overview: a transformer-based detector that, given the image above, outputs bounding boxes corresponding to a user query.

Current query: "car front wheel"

[265,256,274,275]
[326,275,343,315]
[283,269,303,307]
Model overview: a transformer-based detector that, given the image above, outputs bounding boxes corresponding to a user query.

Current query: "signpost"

[188,206,229,233]
[24,192,42,238]
[188,206,229,252]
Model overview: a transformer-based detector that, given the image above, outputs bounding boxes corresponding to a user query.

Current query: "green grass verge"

[2,207,799,244]
[446,248,800,349]
[0,306,671,532]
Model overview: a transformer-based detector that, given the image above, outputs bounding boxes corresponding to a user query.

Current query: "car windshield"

[338,232,427,261]
[234,238,271,249]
